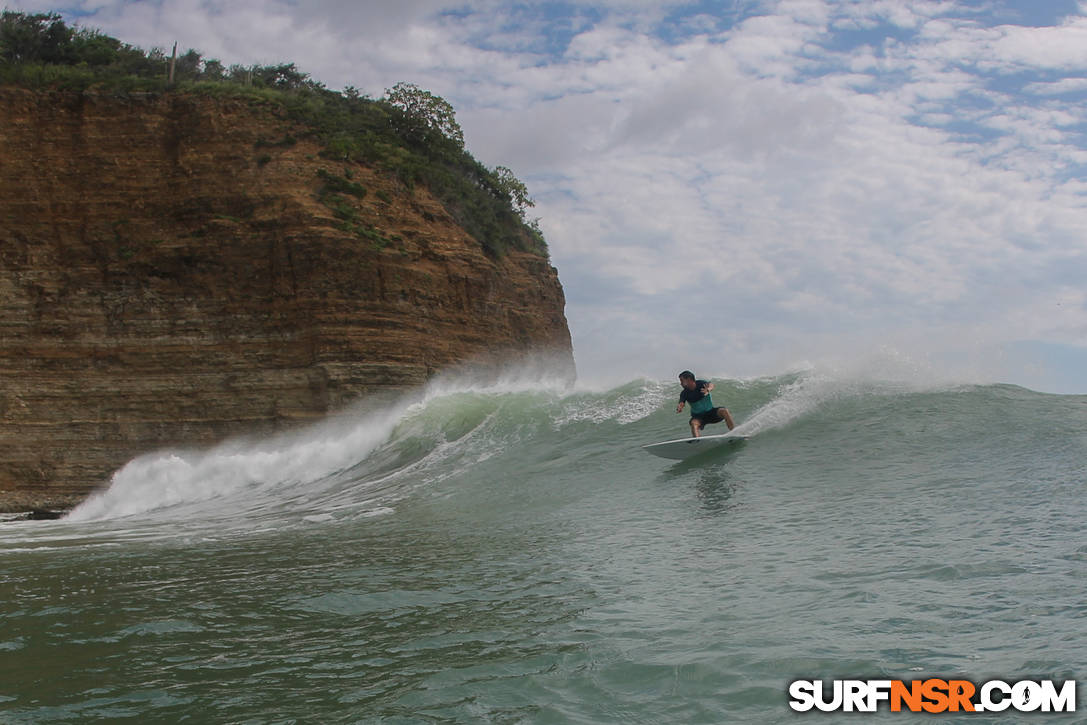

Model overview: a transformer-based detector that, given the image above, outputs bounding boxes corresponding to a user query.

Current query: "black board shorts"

[691,408,725,426]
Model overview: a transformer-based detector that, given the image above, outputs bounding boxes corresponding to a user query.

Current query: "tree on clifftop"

[0,10,157,72]
[492,165,535,218]
[384,82,464,149]
[0,11,74,63]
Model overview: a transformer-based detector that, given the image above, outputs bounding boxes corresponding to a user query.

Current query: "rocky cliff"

[0,87,573,510]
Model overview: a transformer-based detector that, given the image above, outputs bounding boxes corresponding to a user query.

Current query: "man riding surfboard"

[676,370,735,438]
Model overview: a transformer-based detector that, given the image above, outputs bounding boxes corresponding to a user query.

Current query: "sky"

[11,0,1087,392]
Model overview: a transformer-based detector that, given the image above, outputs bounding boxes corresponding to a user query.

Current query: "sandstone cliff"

[0,87,573,510]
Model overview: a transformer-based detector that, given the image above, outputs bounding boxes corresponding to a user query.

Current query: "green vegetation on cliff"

[0,10,544,257]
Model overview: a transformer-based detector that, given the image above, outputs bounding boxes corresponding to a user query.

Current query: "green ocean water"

[2,368,1086,723]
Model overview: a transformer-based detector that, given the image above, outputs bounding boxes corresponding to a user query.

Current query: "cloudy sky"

[14,0,1087,392]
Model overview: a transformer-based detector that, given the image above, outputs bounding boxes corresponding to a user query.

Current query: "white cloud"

[1024,77,1087,95]
[912,13,1087,74]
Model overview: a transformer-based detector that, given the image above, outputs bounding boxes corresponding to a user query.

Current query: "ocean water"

[2,366,1086,723]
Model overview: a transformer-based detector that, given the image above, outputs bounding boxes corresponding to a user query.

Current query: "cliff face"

[0,87,573,509]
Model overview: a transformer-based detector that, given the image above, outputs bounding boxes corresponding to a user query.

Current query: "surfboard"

[642,431,749,460]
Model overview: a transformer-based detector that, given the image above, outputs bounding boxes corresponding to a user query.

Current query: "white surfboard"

[642,431,749,460]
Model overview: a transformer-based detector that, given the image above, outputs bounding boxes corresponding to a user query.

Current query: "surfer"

[676,370,735,437]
